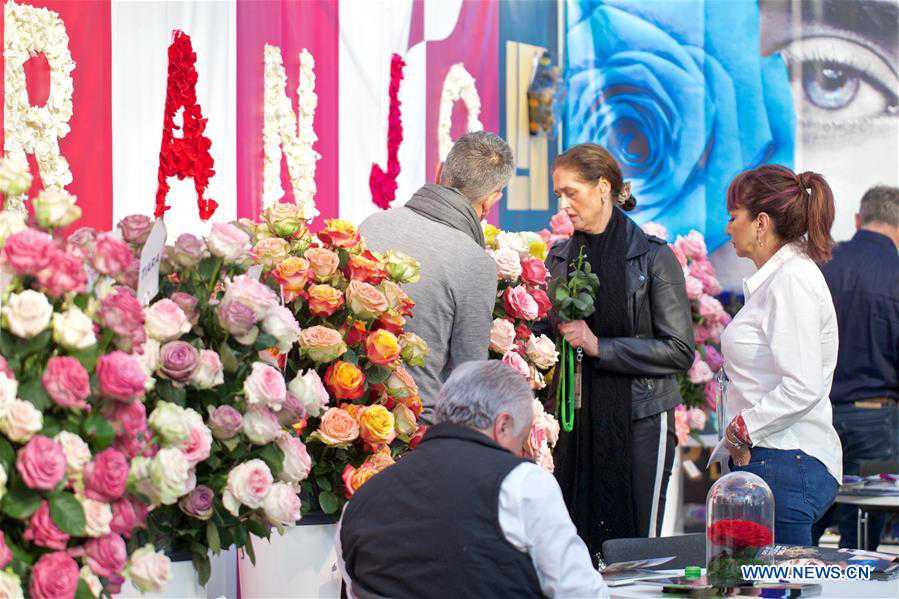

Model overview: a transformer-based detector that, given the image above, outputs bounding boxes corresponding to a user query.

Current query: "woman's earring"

[756,229,765,248]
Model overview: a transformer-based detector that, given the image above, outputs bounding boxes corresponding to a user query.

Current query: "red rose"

[409,425,427,449]
[707,519,773,550]
[530,288,552,320]
[520,257,549,287]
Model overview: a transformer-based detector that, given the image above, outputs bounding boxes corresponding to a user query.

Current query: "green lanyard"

[556,339,576,432]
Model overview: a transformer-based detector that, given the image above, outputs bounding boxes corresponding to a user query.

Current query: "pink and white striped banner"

[0,0,499,238]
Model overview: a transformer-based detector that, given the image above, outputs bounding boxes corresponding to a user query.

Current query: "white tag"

[137,219,167,306]
[247,264,263,280]
[683,459,702,480]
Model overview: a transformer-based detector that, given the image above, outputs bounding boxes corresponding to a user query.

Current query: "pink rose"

[84,448,129,502]
[221,459,273,516]
[93,233,134,276]
[110,496,145,538]
[242,406,282,445]
[17,435,66,491]
[42,356,90,410]
[520,257,549,287]
[693,323,711,344]
[217,298,257,337]
[30,551,79,599]
[179,422,212,466]
[278,392,307,427]
[277,435,312,485]
[97,351,148,401]
[207,222,251,261]
[23,501,69,550]
[243,362,287,412]
[530,289,552,320]
[2,228,53,275]
[688,407,707,431]
[100,287,147,352]
[179,485,215,520]
[641,222,669,240]
[538,229,552,244]
[209,405,243,440]
[698,295,725,324]
[675,230,707,261]
[502,350,530,379]
[674,405,690,445]
[160,341,199,383]
[704,381,718,411]
[687,352,714,385]
[704,345,724,372]
[690,259,720,295]
[224,275,279,319]
[669,242,688,269]
[118,214,154,245]
[104,400,148,441]
[503,286,539,321]
[66,227,97,261]
[550,210,574,236]
[145,298,191,342]
[173,233,208,268]
[489,318,516,354]
[0,531,12,568]
[684,275,704,300]
[36,246,88,297]
[489,248,522,281]
[84,533,128,578]
[170,292,199,325]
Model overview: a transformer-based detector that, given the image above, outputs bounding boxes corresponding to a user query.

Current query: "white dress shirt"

[337,461,609,598]
[721,243,842,482]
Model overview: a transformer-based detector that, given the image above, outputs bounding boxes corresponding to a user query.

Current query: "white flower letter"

[263,45,320,221]
[438,63,483,162]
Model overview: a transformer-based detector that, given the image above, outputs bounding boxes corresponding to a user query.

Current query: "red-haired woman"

[722,164,842,545]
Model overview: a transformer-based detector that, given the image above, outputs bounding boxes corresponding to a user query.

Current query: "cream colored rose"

[52,306,97,350]
[4,290,52,338]
[80,496,113,537]
[0,210,27,245]
[79,566,103,598]
[488,247,522,281]
[0,399,42,443]
[145,299,191,342]
[526,334,559,370]
[33,189,82,229]
[139,338,162,375]
[148,447,190,505]
[263,481,301,527]
[0,463,7,503]
[148,402,190,445]
[127,545,171,594]
[54,431,91,482]
[489,318,516,354]
[0,571,23,599]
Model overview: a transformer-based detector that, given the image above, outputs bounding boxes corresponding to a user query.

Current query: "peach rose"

[489,318,516,354]
[252,237,291,269]
[365,329,400,365]
[358,405,396,446]
[346,280,388,320]
[318,220,360,248]
[380,280,415,316]
[299,326,347,363]
[304,247,340,280]
[307,285,345,317]
[324,361,365,400]
[272,257,310,300]
[311,407,360,446]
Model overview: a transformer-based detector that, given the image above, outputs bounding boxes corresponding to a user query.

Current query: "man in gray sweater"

[361,132,513,422]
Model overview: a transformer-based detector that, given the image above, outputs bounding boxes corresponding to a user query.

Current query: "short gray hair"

[439,131,514,203]
[434,360,533,434]
[859,186,899,227]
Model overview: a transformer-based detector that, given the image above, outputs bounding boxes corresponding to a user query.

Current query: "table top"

[835,493,899,510]
[609,570,899,598]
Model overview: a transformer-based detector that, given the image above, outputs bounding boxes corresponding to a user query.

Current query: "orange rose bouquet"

[249,212,428,515]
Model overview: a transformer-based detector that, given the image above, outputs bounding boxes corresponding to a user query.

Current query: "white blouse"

[721,243,842,482]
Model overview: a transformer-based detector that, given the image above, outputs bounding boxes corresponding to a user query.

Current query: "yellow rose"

[264,203,306,237]
[365,329,400,365]
[528,239,548,261]
[384,250,421,284]
[318,219,360,249]
[398,333,429,367]
[358,405,396,446]
[483,223,500,249]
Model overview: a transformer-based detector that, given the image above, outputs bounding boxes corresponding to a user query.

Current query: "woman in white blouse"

[721,164,842,546]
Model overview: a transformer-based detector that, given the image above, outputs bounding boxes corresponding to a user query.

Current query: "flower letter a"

[155,31,217,220]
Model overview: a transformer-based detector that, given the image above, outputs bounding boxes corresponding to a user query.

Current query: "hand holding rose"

[558,320,599,357]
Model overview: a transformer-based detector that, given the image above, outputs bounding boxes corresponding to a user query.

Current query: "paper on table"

[602,557,675,574]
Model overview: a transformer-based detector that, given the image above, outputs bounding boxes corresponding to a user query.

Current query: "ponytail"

[798,171,835,263]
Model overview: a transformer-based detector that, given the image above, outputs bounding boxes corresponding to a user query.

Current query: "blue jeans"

[732,448,838,546]
[812,403,897,549]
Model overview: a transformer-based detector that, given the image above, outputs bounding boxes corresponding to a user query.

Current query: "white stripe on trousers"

[647,411,668,538]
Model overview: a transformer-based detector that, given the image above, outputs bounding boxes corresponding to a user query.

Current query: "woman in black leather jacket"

[545,143,694,561]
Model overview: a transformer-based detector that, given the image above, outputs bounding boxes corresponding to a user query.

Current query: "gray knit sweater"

[360,199,497,422]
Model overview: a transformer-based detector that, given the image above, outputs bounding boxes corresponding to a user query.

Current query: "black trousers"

[631,408,677,538]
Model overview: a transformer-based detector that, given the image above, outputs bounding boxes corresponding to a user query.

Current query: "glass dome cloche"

[705,471,775,586]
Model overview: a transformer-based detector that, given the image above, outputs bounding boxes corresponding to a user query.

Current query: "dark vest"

[340,423,543,599]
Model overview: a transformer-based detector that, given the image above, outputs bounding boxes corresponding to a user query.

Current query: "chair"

[601,533,706,570]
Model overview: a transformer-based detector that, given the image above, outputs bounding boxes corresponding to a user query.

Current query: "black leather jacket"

[545,216,695,420]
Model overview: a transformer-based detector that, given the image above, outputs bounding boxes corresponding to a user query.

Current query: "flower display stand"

[239,514,341,598]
